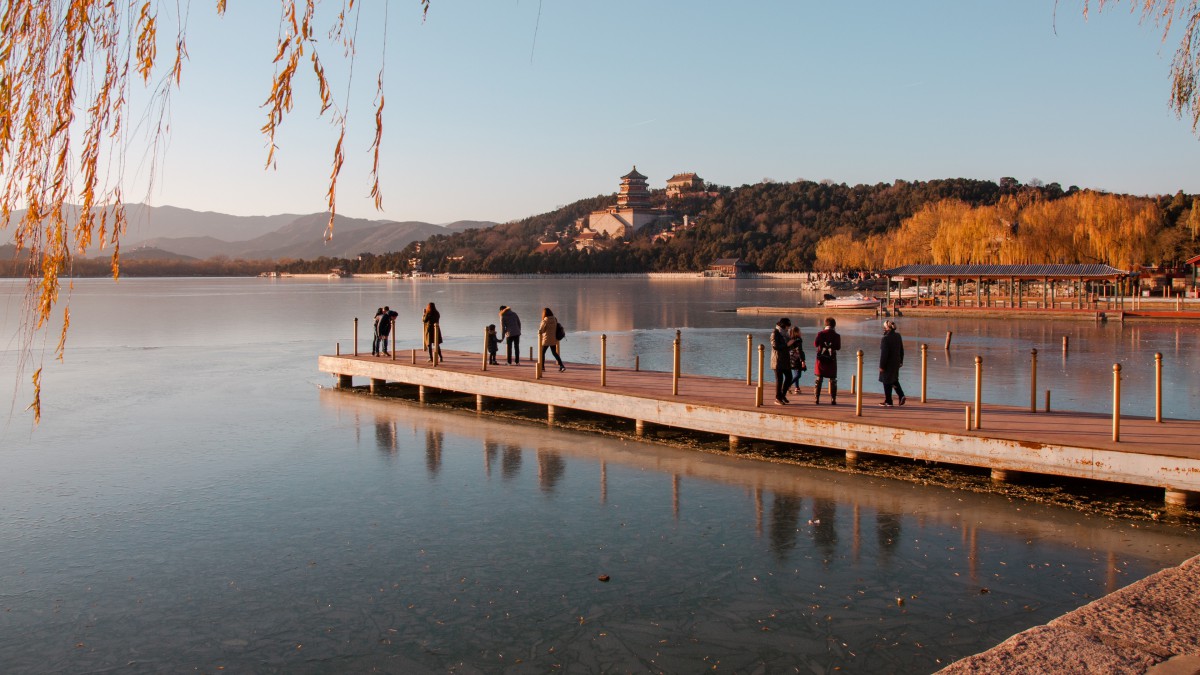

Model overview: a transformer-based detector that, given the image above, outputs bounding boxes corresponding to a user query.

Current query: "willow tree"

[1,0,424,421]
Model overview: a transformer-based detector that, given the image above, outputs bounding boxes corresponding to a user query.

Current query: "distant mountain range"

[2,204,495,260]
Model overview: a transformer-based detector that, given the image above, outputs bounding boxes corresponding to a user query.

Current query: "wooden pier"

[318,350,1200,507]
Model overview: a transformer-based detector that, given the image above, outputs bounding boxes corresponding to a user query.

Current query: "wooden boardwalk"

[318,350,1200,506]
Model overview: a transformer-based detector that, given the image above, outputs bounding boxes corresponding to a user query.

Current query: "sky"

[126,1,1200,225]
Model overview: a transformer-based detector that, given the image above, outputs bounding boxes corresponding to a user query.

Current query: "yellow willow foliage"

[0,0,426,423]
[880,199,971,267]
[1082,1,1200,135]
[814,232,860,272]
[1065,191,1159,267]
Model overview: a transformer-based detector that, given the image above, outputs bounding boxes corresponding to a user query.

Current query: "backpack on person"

[555,322,566,341]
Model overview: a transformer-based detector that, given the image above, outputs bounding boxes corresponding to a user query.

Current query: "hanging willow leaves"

[0,0,426,423]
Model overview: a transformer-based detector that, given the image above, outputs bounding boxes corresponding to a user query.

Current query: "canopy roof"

[881,264,1128,280]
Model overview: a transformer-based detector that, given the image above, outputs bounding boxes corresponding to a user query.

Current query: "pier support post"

[920,344,928,403]
[1112,363,1122,442]
[635,419,645,437]
[418,385,427,404]
[1155,352,1163,423]
[991,469,1015,483]
[855,350,864,417]
[370,378,385,394]
[336,342,341,356]
[1165,489,1199,508]
[945,331,953,350]
[476,394,485,413]
[547,404,556,426]
[746,334,753,385]
[845,450,858,466]
[974,356,983,430]
[1062,335,1069,355]
[1030,349,1038,413]
[729,435,740,452]
[336,374,353,389]
[1045,389,1051,413]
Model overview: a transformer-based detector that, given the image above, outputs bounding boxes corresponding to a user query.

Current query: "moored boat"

[822,293,881,309]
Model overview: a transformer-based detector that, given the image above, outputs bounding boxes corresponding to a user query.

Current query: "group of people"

[771,316,906,407]
[372,303,567,372]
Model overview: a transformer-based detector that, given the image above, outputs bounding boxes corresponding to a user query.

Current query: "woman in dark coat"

[422,302,442,362]
[813,317,841,405]
[878,320,906,406]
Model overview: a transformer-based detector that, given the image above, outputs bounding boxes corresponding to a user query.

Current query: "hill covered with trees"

[278,176,1197,275]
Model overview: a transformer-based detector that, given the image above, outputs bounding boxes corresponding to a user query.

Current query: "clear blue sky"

[137,1,1199,225]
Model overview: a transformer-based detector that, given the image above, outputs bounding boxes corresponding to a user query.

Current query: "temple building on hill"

[666,172,704,197]
[582,166,669,240]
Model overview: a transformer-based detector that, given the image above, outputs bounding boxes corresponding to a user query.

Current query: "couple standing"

[497,305,565,371]
[771,316,841,405]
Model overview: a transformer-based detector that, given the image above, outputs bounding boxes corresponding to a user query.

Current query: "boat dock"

[318,350,1200,507]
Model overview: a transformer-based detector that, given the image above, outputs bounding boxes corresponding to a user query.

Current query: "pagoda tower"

[616,166,652,209]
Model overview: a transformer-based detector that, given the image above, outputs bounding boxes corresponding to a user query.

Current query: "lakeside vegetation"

[277,177,1198,276]
[4,177,1196,279]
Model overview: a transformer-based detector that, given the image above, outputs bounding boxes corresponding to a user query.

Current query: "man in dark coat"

[377,306,398,356]
[813,317,841,405]
[770,318,792,404]
[878,320,906,406]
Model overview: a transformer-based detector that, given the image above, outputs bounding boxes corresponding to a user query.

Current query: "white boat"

[822,293,881,309]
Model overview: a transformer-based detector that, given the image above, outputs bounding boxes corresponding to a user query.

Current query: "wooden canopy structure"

[879,264,1131,310]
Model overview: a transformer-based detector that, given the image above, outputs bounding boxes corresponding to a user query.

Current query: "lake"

[1,276,1197,673]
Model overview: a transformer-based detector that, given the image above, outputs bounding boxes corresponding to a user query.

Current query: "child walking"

[485,324,500,365]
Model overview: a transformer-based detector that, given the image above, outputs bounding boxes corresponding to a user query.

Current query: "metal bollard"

[601,334,607,387]
[482,327,489,371]
[945,331,953,350]
[1062,335,1069,355]
[855,350,864,417]
[354,317,359,356]
[974,356,983,430]
[920,343,928,403]
[965,405,972,430]
[1045,389,1051,413]
[336,342,340,356]
[635,355,639,372]
[1113,363,1122,442]
[391,329,396,361]
[1155,352,1163,423]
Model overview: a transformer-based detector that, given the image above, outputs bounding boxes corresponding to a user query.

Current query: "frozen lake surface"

[1,277,1197,672]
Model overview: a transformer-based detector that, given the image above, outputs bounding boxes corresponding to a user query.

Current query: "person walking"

[770,317,792,404]
[788,325,807,396]
[377,306,398,357]
[422,302,442,362]
[499,305,521,364]
[813,317,841,405]
[538,307,565,372]
[878,319,907,406]
[370,307,384,356]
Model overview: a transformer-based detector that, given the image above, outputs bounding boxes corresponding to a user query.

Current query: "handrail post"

[353,317,359,356]
[746,333,753,385]
[536,333,544,379]
[601,334,607,387]
[756,344,765,407]
[855,350,864,416]
[672,336,680,396]
[1030,348,1038,412]
[1113,363,1122,442]
[482,327,488,371]
[974,356,983,430]
[920,343,928,403]
[1155,352,1163,423]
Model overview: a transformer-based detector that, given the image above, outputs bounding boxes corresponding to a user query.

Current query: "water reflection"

[769,494,804,561]
[537,450,565,493]
[425,429,443,475]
